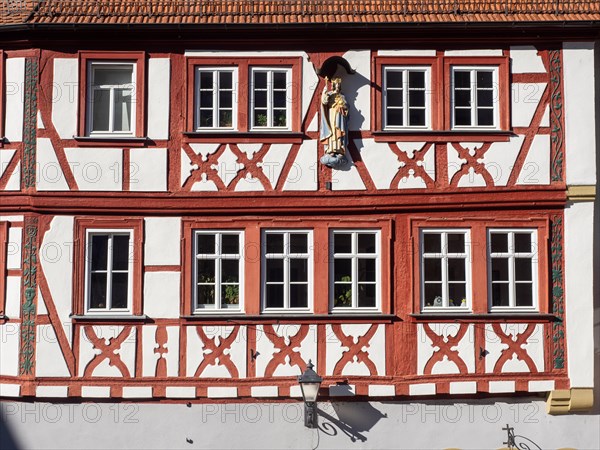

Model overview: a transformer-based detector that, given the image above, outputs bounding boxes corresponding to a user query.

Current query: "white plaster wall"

[356,138,403,189]
[481,135,525,186]
[341,50,371,130]
[0,324,20,376]
[147,58,171,140]
[511,83,546,127]
[78,326,136,377]
[143,272,181,318]
[565,201,595,387]
[64,148,122,191]
[144,217,181,266]
[510,46,546,73]
[516,134,550,185]
[260,143,291,188]
[331,148,366,191]
[6,227,21,270]
[129,148,168,192]
[325,324,385,377]
[563,42,597,185]
[142,325,180,377]
[282,140,318,191]
[3,162,20,191]
[52,58,79,139]
[186,325,247,378]
[3,276,21,318]
[0,149,16,180]
[36,138,69,191]
[4,58,25,142]
[35,325,70,377]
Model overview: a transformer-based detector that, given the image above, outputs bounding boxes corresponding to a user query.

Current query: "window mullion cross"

[267,71,273,128]
[213,71,219,128]
[508,232,516,308]
[470,70,477,127]
[106,234,114,310]
[283,232,290,309]
[442,233,449,308]
[352,232,358,308]
[215,234,222,309]
[403,69,409,128]
[108,87,115,134]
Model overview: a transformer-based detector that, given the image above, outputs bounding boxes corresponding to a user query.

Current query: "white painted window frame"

[250,67,292,131]
[450,65,499,130]
[261,229,313,313]
[87,61,136,137]
[329,229,382,313]
[84,229,134,315]
[420,229,472,312]
[193,230,244,313]
[194,67,238,131]
[488,229,539,312]
[383,66,432,130]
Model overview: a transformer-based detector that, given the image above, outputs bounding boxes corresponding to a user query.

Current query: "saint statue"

[320,77,349,169]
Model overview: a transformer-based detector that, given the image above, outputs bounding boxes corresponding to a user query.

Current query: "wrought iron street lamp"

[297,359,322,428]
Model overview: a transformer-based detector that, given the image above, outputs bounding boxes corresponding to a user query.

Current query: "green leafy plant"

[335,276,352,307]
[223,285,239,305]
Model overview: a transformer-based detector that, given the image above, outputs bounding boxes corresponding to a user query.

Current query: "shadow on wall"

[0,413,21,450]
[317,399,388,443]
[333,66,368,133]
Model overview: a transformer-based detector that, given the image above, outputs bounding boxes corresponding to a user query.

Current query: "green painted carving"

[22,57,38,189]
[549,49,564,183]
[19,216,38,376]
[550,215,565,370]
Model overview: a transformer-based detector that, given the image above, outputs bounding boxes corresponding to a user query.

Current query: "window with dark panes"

[452,67,497,128]
[383,67,429,129]
[195,68,236,130]
[489,230,538,310]
[263,231,312,311]
[421,230,471,310]
[331,231,380,310]
[251,68,291,129]
[194,231,243,311]
[86,232,132,312]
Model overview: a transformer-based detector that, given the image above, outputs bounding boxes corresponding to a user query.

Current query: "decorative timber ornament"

[319,77,349,169]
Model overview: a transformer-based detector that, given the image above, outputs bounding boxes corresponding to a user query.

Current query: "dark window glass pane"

[514,233,532,253]
[273,72,287,89]
[409,109,426,126]
[219,71,232,89]
[290,284,308,308]
[91,235,108,270]
[254,72,267,89]
[386,70,403,88]
[92,89,110,132]
[423,233,441,253]
[112,89,132,132]
[273,110,287,127]
[200,90,213,108]
[454,71,471,89]
[199,110,213,128]
[477,89,494,107]
[448,283,466,307]
[409,90,425,108]
[490,233,508,253]
[515,258,533,281]
[200,72,213,90]
[454,89,471,107]
[221,285,239,307]
[254,90,267,108]
[273,91,286,108]
[492,283,509,307]
[218,110,233,128]
[386,108,403,126]
[197,285,215,306]
[334,258,352,282]
[221,259,239,283]
[111,273,128,309]
[386,90,403,108]
[334,234,352,254]
[197,259,215,284]
[266,233,283,254]
[197,234,215,255]
[454,108,471,126]
[254,110,268,127]
[221,234,239,254]
[477,108,494,126]
[334,284,352,308]
[219,90,232,108]
[358,284,376,308]
[408,71,425,89]
[424,258,442,282]
[358,258,376,282]
[266,259,284,282]
[289,234,307,254]
[89,273,107,309]
[447,234,465,253]
[112,235,130,271]
[423,283,442,307]
[477,71,493,88]
[358,234,376,253]
[491,258,509,281]
[265,284,284,308]
[290,258,307,282]
[93,68,132,86]
[516,283,533,307]
[447,258,466,281]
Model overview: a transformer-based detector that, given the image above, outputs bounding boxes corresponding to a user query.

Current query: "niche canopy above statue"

[317,56,356,79]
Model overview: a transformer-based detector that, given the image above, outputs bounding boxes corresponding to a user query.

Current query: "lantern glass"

[300,381,320,403]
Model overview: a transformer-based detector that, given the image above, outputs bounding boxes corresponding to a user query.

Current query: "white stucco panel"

[0,149,16,180]
[142,325,180,377]
[282,140,318,191]
[236,143,263,160]
[36,138,69,191]
[481,135,525,186]
[234,174,265,192]
[6,226,21,270]
[65,148,123,191]
[35,325,70,377]
[130,148,168,192]
[5,58,25,142]
[354,138,401,190]
[40,216,74,346]
[143,272,181,319]
[260,143,292,188]
[213,145,244,187]
[484,323,544,373]
[4,276,21,318]
[52,58,79,139]
[4,161,20,191]
[417,323,475,375]
[516,134,550,185]
[325,324,385,377]
[511,83,547,127]
[341,50,371,130]
[144,217,181,266]
[186,325,247,378]
[147,58,171,140]
[509,46,547,73]
[37,288,48,315]
[0,324,20,376]
[78,326,136,377]
[331,147,366,191]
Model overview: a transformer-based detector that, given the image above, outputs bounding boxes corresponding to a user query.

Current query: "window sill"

[410,313,557,321]
[73,136,150,147]
[372,130,514,143]
[183,131,305,144]
[70,314,149,322]
[182,314,396,323]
